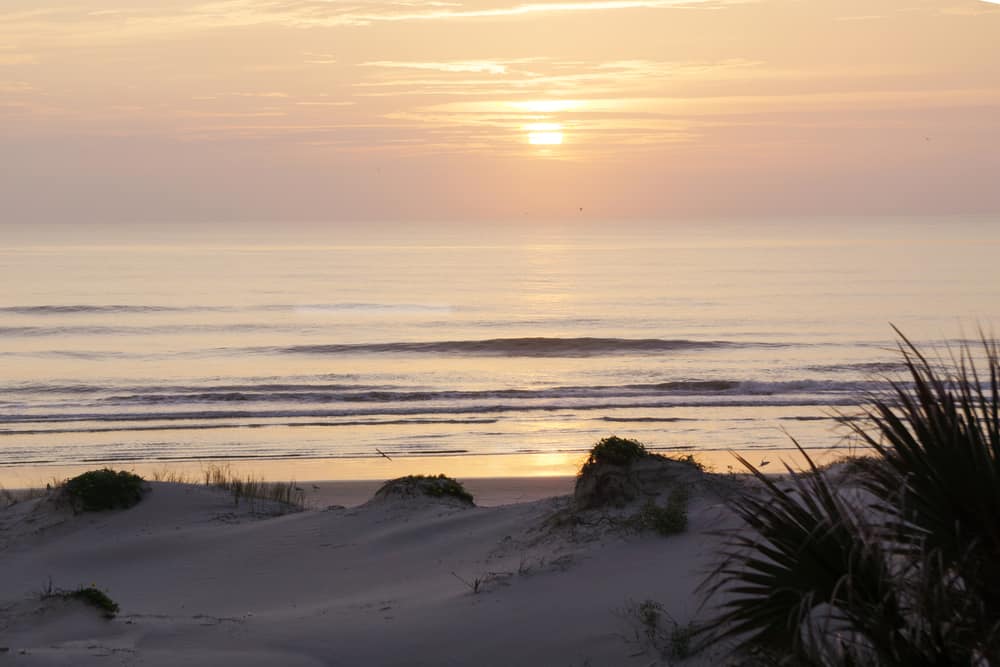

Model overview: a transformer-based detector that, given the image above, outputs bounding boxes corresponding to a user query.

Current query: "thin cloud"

[363,60,515,74]
[340,0,736,24]
[0,0,745,46]
[302,51,337,65]
[229,92,290,98]
[353,58,767,99]
[425,88,1000,117]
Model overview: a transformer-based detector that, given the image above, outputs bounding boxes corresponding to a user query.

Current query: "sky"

[2,0,999,223]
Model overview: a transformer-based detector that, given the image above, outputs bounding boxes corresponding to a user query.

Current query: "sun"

[525,122,564,145]
[529,132,563,145]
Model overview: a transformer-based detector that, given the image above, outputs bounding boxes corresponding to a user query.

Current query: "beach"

[4,0,998,659]
[0,466,742,666]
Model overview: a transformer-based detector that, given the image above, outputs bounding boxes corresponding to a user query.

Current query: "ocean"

[2,217,998,476]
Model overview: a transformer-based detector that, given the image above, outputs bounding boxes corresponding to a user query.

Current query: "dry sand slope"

[0,478,737,666]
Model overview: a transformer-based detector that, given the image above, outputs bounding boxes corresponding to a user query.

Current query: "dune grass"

[0,485,48,509]
[634,486,689,536]
[202,464,305,512]
[41,580,120,619]
[701,331,1000,664]
[148,468,194,484]
[623,598,696,661]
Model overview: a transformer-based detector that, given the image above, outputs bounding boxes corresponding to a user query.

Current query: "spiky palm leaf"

[701,444,916,664]
[702,331,1000,664]
[846,330,1000,660]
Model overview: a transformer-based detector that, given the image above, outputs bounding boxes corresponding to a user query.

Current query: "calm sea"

[2,218,997,472]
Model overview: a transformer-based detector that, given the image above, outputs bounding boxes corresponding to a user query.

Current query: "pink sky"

[2,0,999,222]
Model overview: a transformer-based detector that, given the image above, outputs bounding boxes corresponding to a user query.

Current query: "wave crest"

[285,337,740,357]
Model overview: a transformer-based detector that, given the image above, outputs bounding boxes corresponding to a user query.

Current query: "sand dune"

[1,476,737,665]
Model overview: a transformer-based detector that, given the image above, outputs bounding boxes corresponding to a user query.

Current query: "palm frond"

[847,329,1000,617]
[701,443,908,663]
[703,329,1000,664]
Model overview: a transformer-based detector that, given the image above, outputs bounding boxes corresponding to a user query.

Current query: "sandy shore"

[0,446,847,492]
[0,470,742,666]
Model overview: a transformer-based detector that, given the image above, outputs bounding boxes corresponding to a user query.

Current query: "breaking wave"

[284,337,751,357]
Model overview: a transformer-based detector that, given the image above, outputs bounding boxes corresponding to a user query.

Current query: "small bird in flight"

[376,448,392,461]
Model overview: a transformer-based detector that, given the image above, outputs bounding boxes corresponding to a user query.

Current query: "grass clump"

[669,453,704,471]
[1,485,46,508]
[627,598,698,660]
[203,464,304,511]
[395,474,474,503]
[41,581,120,619]
[66,587,120,618]
[581,436,650,472]
[1,485,18,509]
[702,329,1000,664]
[149,468,193,484]
[62,469,145,512]
[635,486,689,536]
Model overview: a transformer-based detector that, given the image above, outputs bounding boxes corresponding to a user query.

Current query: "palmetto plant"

[702,331,1000,665]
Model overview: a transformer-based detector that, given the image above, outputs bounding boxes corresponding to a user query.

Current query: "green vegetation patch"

[702,331,1000,664]
[66,587,120,618]
[380,474,474,504]
[408,474,474,503]
[42,584,120,619]
[581,436,651,472]
[63,469,146,512]
[635,486,689,536]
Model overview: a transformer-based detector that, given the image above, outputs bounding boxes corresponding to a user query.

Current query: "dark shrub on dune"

[64,587,120,618]
[575,436,701,512]
[374,474,474,505]
[702,330,1000,664]
[581,435,650,472]
[42,582,120,619]
[62,468,146,512]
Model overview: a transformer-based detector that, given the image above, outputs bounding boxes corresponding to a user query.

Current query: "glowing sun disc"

[528,131,563,145]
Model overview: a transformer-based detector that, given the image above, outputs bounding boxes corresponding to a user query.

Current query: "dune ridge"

[0,471,735,666]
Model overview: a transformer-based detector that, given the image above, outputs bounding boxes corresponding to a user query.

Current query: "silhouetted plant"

[62,469,145,512]
[41,582,120,619]
[377,474,474,504]
[701,331,1000,664]
[202,464,305,511]
[415,475,474,503]
[581,436,650,472]
[670,453,705,471]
